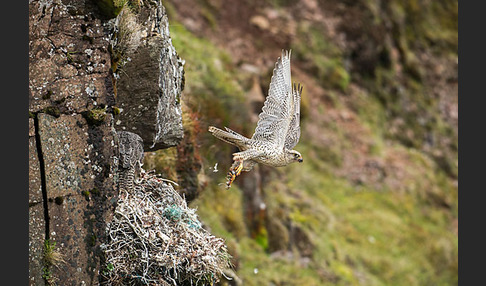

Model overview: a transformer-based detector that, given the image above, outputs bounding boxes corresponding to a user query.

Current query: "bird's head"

[286,150,303,164]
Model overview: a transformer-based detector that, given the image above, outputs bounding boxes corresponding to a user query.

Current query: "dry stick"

[106,172,230,284]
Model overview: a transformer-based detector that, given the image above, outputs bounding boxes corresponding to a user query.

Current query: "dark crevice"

[29,201,42,208]
[46,2,57,36]
[34,114,50,240]
[45,36,58,49]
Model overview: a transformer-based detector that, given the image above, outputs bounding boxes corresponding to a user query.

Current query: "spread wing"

[284,83,302,150]
[252,50,293,147]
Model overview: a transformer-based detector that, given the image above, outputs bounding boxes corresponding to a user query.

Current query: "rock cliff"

[29,0,186,284]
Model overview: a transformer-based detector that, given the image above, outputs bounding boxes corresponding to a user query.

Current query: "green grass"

[168,22,256,175]
[285,144,457,285]
[164,13,457,286]
[170,24,248,126]
[42,239,65,285]
[190,135,457,285]
[293,23,350,92]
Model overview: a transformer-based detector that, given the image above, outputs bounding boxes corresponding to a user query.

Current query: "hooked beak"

[298,158,303,163]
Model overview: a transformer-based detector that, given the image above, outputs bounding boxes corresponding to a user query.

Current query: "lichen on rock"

[109,0,185,150]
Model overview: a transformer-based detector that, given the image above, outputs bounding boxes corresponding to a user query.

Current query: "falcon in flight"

[209,50,303,189]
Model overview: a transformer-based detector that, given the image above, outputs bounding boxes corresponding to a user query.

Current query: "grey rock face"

[29,118,45,286]
[29,0,115,115]
[113,1,185,150]
[29,119,43,205]
[36,113,118,284]
[29,204,45,286]
[48,195,92,283]
[29,0,185,284]
[38,113,97,198]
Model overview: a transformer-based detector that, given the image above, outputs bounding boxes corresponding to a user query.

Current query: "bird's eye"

[294,154,300,158]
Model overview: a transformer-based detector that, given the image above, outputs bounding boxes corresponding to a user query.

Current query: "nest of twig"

[102,172,231,285]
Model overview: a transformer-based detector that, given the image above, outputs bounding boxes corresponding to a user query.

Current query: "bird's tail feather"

[208,126,249,147]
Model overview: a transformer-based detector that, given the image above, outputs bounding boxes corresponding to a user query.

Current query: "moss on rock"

[83,108,106,126]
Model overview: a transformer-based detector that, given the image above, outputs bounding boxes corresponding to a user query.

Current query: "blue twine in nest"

[163,205,182,221]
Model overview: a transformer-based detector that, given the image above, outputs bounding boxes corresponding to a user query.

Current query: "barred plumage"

[209,50,304,189]
[117,131,144,192]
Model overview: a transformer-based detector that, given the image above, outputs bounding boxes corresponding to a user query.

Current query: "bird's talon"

[226,160,244,189]
[235,161,243,176]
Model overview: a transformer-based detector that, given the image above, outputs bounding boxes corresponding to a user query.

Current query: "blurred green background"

[144,0,458,285]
